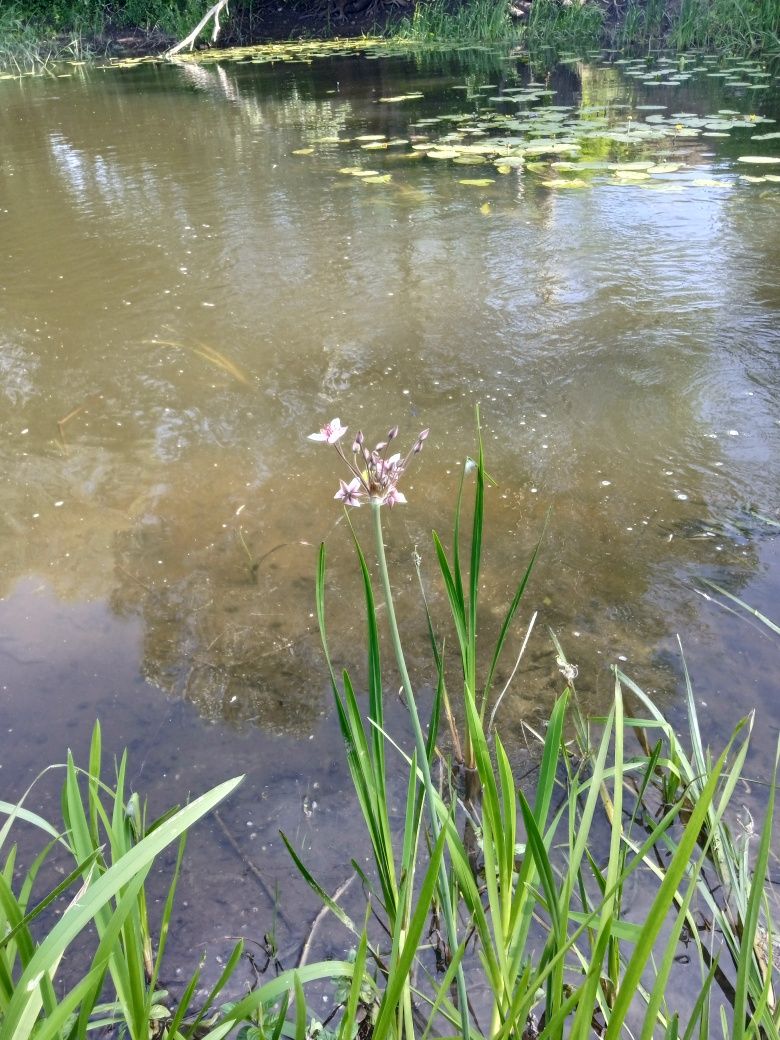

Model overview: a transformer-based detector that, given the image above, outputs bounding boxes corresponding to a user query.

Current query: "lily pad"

[541,178,588,188]
[692,178,732,188]
[458,178,495,186]
[737,155,780,164]
[610,161,656,171]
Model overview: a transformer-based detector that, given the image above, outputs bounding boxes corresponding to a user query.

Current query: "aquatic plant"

[669,0,780,54]
[308,416,472,1039]
[525,0,604,51]
[285,411,780,1040]
[393,0,516,43]
[0,724,245,1039]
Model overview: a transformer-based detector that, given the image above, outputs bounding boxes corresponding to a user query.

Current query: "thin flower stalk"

[370,497,471,1040]
[310,419,470,1038]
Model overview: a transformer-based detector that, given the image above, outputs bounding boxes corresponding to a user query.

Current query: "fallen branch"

[165,0,230,58]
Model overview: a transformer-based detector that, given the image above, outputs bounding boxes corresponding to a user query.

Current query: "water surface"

[1,42,779,987]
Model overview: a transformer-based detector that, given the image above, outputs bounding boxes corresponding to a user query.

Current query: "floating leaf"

[542,178,588,188]
[610,161,656,172]
[292,148,314,156]
[362,174,392,184]
[378,93,423,102]
[737,155,780,164]
[458,178,495,187]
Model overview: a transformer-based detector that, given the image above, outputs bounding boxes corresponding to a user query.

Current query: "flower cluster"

[308,418,429,507]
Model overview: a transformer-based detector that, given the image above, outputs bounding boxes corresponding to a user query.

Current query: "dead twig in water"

[57,393,100,452]
[297,874,356,968]
[214,809,291,931]
[165,0,231,58]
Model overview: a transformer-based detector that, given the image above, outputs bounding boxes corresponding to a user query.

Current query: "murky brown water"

[1,43,779,994]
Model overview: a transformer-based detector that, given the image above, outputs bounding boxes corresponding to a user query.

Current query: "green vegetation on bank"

[0,0,778,66]
[3,418,778,1039]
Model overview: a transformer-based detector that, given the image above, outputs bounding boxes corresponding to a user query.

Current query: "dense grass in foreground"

[0,0,778,63]
[2,418,779,1038]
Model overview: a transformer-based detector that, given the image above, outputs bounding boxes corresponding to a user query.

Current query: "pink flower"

[334,477,364,507]
[311,417,429,507]
[308,418,348,445]
[383,488,407,507]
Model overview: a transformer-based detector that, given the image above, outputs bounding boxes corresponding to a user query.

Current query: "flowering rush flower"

[309,419,429,507]
[307,417,348,445]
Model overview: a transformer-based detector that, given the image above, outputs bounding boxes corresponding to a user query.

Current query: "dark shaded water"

[1,42,779,994]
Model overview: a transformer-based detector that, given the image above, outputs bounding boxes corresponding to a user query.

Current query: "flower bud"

[413,428,429,454]
[387,425,399,441]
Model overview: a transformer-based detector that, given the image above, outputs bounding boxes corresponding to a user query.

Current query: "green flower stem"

[371,498,471,1039]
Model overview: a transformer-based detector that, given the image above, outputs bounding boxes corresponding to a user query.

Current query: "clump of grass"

[0,4,82,73]
[526,0,605,51]
[611,0,668,50]
[394,0,517,42]
[0,723,246,1039]
[669,0,780,54]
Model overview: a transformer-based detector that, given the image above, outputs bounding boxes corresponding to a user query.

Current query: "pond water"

[1,41,779,992]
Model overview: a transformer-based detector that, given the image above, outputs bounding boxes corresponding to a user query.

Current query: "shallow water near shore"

[1,41,779,993]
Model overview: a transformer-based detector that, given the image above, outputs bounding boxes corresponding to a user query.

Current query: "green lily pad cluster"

[88,43,780,195]
[293,51,777,196]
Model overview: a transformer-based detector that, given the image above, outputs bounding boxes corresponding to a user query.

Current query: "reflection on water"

[1,43,779,975]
